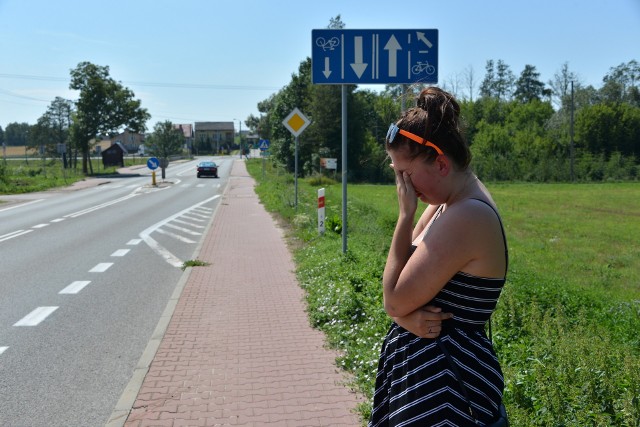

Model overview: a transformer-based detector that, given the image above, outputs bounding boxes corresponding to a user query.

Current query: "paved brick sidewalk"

[108,160,363,427]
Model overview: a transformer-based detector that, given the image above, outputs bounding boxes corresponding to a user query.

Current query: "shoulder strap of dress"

[470,198,509,277]
[424,204,445,234]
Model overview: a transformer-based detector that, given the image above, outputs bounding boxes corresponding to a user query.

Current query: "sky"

[0,0,639,134]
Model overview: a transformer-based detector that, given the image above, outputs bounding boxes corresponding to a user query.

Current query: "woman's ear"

[435,155,450,176]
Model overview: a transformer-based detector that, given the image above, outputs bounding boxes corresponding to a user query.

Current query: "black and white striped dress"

[369,201,508,426]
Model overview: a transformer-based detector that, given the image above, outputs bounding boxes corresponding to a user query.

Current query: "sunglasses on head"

[386,123,444,155]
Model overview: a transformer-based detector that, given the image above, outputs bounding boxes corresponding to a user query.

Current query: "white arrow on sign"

[323,57,332,78]
[417,31,433,49]
[384,35,402,77]
[350,36,368,78]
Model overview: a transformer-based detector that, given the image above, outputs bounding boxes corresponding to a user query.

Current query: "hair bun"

[416,93,427,110]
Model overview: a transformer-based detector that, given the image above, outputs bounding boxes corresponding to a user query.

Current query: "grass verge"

[247,159,640,426]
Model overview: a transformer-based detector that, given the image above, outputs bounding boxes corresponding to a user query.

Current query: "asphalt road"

[0,157,229,426]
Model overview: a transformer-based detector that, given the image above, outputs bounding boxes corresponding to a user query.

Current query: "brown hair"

[386,87,471,169]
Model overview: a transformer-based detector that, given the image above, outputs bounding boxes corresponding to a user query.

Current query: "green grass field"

[0,157,148,195]
[246,159,640,426]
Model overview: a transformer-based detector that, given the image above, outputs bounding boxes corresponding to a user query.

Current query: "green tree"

[69,61,150,174]
[479,60,496,98]
[256,94,276,141]
[28,117,54,155]
[601,60,640,105]
[4,122,30,146]
[328,14,345,29]
[479,59,514,100]
[495,60,515,100]
[506,99,555,157]
[262,58,313,173]
[307,79,342,166]
[146,120,185,160]
[549,62,580,110]
[514,64,547,103]
[576,103,640,157]
[575,104,618,155]
[354,89,395,182]
[45,97,74,147]
[30,97,74,163]
[245,114,263,137]
[573,84,600,109]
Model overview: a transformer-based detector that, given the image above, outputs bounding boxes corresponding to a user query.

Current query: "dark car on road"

[197,161,218,178]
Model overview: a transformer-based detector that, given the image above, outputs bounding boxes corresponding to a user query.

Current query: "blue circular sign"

[147,157,159,170]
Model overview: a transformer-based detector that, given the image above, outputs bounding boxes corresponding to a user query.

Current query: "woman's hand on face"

[394,305,453,339]
[391,163,418,217]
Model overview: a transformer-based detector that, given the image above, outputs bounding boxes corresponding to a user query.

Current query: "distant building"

[194,122,234,154]
[110,130,145,153]
[174,124,194,152]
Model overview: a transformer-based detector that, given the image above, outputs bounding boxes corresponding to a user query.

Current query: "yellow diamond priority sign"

[282,107,311,137]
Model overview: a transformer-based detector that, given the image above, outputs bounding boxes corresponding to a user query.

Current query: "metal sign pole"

[295,135,299,210]
[282,108,311,212]
[341,84,348,253]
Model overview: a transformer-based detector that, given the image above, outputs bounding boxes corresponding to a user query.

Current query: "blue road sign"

[312,29,438,85]
[259,139,270,151]
[147,157,159,170]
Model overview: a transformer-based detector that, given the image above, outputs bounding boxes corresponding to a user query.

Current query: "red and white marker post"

[318,188,325,235]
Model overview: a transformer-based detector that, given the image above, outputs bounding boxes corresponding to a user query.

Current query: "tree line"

[243,16,639,183]
[246,55,639,183]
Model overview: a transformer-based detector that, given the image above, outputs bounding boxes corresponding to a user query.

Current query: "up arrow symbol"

[350,36,368,78]
[384,35,402,77]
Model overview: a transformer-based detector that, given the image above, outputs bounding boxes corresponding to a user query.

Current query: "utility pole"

[570,80,575,182]
[238,120,242,159]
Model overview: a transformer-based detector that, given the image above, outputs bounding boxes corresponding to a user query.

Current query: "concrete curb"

[104,266,193,427]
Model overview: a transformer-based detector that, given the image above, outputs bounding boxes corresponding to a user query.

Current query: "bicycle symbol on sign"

[315,36,340,51]
[411,61,436,76]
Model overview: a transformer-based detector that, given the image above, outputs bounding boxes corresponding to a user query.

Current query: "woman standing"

[369,87,508,426]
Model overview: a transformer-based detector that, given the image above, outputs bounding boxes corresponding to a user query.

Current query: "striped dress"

[369,201,508,426]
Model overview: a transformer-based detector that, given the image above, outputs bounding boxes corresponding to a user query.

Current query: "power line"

[0,73,279,91]
[0,88,50,102]
[0,73,68,82]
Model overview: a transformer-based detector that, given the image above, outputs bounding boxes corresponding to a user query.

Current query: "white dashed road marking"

[14,306,59,326]
[0,346,8,355]
[127,239,142,245]
[187,212,209,219]
[155,228,196,244]
[65,194,138,218]
[0,198,44,213]
[89,263,113,273]
[164,223,202,236]
[181,215,205,222]
[111,249,130,257]
[32,224,49,229]
[173,219,205,229]
[0,229,33,242]
[59,281,91,295]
